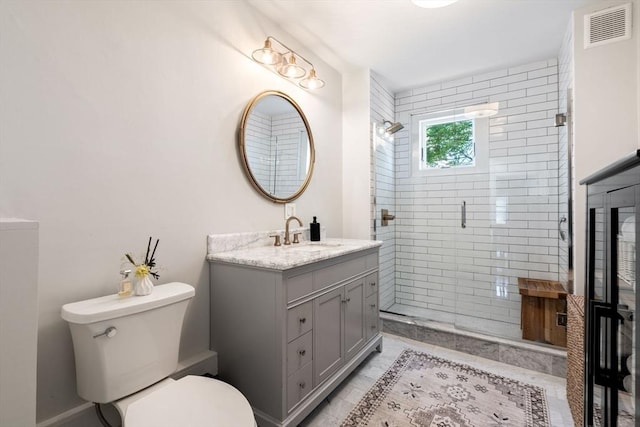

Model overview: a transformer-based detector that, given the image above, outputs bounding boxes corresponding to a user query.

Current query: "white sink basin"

[284,241,343,251]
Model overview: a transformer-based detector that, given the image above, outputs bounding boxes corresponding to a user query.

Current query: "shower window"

[410,107,489,176]
[420,117,475,169]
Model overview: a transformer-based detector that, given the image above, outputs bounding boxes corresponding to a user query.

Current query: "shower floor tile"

[299,332,573,427]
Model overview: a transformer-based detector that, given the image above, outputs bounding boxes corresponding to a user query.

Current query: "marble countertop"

[206,238,382,270]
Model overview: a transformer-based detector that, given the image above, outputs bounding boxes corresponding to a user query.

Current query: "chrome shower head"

[383,120,404,135]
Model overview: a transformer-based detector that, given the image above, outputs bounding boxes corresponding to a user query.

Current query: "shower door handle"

[461,201,466,229]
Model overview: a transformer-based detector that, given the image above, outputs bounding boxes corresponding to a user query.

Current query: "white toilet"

[61,282,255,427]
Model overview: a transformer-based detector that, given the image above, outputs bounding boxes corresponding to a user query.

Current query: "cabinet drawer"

[365,293,379,340]
[314,256,366,291]
[287,301,313,342]
[365,252,378,270]
[286,272,313,303]
[287,331,313,375]
[365,272,378,297]
[287,362,313,412]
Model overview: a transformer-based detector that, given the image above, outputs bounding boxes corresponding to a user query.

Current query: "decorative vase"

[134,274,154,296]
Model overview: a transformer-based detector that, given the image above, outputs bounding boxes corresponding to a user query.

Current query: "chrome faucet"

[284,215,303,245]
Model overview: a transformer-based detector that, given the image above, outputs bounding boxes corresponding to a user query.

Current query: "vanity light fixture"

[252,36,325,90]
[412,0,459,8]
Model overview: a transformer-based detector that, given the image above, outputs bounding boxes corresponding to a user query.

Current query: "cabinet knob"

[342,298,351,304]
[298,349,306,356]
[299,317,306,324]
[370,303,376,308]
[370,282,376,287]
[371,325,377,329]
[299,381,306,389]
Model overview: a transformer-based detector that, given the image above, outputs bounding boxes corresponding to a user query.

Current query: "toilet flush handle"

[93,326,117,339]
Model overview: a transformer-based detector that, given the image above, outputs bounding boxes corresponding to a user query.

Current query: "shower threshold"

[381,311,567,378]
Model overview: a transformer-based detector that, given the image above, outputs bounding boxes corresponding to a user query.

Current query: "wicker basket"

[566,294,585,427]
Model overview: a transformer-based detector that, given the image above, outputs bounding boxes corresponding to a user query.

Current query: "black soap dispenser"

[310,216,321,241]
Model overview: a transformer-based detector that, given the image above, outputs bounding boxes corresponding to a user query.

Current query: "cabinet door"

[587,186,638,427]
[314,287,344,385]
[344,279,365,361]
[609,187,637,426]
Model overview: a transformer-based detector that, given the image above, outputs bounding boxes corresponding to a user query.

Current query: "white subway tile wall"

[244,111,307,197]
[374,59,561,339]
[245,110,272,186]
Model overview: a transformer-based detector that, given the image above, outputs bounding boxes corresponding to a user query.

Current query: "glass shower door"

[372,123,396,311]
[453,171,522,340]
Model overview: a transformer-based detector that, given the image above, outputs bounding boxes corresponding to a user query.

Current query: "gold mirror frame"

[238,90,315,203]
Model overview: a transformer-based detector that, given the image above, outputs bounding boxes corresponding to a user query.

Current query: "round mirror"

[239,91,315,203]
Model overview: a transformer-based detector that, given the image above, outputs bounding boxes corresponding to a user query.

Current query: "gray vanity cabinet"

[209,247,382,427]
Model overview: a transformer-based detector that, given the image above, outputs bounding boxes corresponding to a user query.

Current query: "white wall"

[573,0,639,296]
[342,68,371,239]
[0,1,344,423]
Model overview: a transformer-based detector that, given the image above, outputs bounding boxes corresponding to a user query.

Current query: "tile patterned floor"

[299,332,574,427]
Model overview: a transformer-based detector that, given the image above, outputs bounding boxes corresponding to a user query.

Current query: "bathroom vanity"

[207,236,382,427]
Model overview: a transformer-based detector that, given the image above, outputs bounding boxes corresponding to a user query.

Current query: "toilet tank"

[61,282,195,403]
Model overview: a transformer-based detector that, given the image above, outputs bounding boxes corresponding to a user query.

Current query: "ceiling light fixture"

[252,36,325,90]
[412,0,459,8]
[464,102,499,118]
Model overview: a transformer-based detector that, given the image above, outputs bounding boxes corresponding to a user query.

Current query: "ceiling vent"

[584,3,632,49]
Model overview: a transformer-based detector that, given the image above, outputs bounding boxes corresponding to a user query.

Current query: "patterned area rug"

[341,349,550,427]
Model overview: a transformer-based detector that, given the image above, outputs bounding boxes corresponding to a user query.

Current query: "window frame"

[411,108,490,177]
[420,116,476,170]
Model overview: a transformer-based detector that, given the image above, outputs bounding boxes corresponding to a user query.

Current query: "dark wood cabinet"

[581,151,640,426]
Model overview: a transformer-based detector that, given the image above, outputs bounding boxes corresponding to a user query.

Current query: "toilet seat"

[120,375,255,427]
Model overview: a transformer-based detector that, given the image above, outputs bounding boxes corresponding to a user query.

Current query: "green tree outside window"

[424,120,474,168]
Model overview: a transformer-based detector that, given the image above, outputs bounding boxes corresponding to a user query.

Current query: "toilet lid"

[124,376,255,427]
